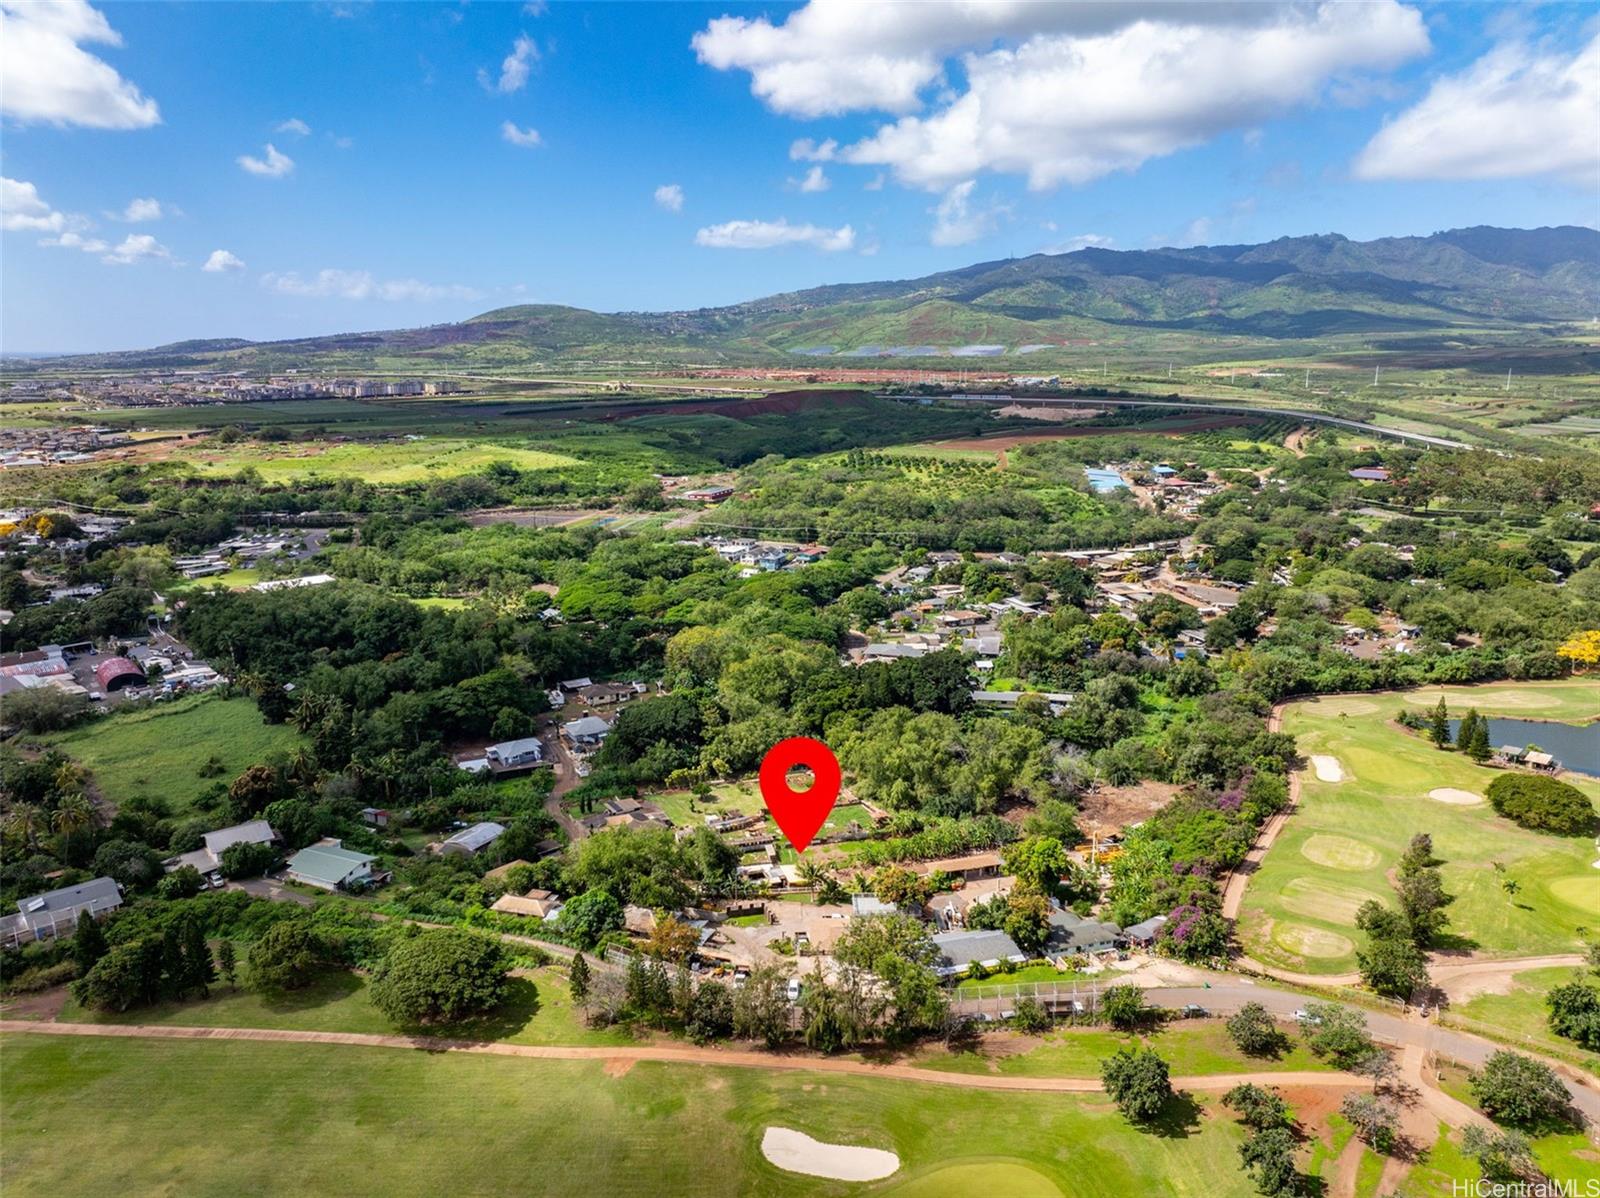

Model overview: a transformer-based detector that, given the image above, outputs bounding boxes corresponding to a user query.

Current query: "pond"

[1448,716,1600,777]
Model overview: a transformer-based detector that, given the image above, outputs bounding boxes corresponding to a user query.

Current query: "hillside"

[9,225,1596,372]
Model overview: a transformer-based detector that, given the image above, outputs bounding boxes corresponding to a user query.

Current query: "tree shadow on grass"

[402,975,542,1045]
[255,967,365,1014]
[1143,1091,1203,1139]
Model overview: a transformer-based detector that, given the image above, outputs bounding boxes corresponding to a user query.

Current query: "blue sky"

[2,1,1596,352]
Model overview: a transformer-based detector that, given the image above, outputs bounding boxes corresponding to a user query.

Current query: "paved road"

[0,1019,1364,1095]
[963,396,1473,450]
[1145,985,1600,1126]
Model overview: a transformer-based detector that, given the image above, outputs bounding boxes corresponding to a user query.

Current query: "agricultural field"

[187,437,582,483]
[0,1034,1264,1198]
[34,694,302,817]
[1238,680,1600,978]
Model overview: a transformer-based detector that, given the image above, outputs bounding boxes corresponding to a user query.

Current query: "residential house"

[165,819,277,876]
[491,888,563,920]
[285,839,378,891]
[561,715,611,752]
[578,681,646,707]
[910,851,1003,884]
[439,822,506,857]
[1043,908,1121,960]
[484,736,546,770]
[1,876,122,946]
[929,928,1027,978]
[1122,915,1168,948]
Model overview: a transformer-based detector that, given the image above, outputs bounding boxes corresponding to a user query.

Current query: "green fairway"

[37,694,303,816]
[1446,966,1600,1070]
[190,437,581,483]
[909,1020,1331,1079]
[0,1034,1263,1198]
[1239,681,1600,977]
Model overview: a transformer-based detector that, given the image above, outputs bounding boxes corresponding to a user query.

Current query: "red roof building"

[93,656,146,692]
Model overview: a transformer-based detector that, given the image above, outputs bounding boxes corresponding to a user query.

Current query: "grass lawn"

[645,784,875,856]
[1446,966,1600,1070]
[190,437,581,484]
[55,964,635,1049]
[0,1034,1262,1197]
[1239,681,1600,977]
[36,694,303,816]
[908,1019,1331,1079]
[173,567,263,591]
[1431,1064,1600,1192]
[954,963,1092,991]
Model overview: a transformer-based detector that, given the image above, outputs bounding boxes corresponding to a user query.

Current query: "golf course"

[1238,680,1600,979]
[1,1034,1263,1198]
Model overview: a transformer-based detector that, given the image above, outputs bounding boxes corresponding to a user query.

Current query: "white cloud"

[793,164,830,193]
[500,120,542,148]
[480,33,539,94]
[0,0,160,129]
[102,232,170,264]
[1,177,66,233]
[863,173,885,191]
[202,249,246,273]
[654,183,685,212]
[522,1,547,15]
[789,137,837,162]
[237,143,295,178]
[121,196,162,222]
[42,230,109,253]
[1354,34,1600,182]
[1042,232,1113,254]
[697,2,1429,190]
[694,218,855,252]
[261,268,483,302]
[275,117,312,136]
[929,179,1004,246]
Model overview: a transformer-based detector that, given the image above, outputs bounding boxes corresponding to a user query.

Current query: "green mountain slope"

[10,225,1595,372]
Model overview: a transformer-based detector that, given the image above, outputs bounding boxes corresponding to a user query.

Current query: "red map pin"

[758,737,842,854]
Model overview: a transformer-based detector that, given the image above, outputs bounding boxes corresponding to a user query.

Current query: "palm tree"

[3,804,47,852]
[286,747,320,789]
[51,792,96,840]
[291,692,341,735]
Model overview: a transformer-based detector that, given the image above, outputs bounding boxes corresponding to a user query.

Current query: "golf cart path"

[0,1018,1361,1093]
[1219,702,1298,921]
[1233,951,1589,992]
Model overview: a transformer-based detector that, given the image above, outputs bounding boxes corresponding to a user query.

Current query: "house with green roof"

[285,839,379,892]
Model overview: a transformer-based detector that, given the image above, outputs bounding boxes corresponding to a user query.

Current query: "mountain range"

[13,225,1598,372]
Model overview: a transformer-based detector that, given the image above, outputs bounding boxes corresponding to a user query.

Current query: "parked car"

[1181,1004,1208,1018]
[786,979,802,1003]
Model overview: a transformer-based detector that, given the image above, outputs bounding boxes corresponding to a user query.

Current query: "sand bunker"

[762,1128,900,1182]
[1429,788,1482,806]
[1310,755,1345,782]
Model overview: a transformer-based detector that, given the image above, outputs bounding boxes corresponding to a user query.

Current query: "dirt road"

[0,1018,1363,1094]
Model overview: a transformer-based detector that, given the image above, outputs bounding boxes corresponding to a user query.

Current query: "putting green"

[887,1162,1064,1198]
[1547,876,1600,912]
[1272,923,1356,959]
[1279,877,1385,924]
[1300,834,1381,871]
